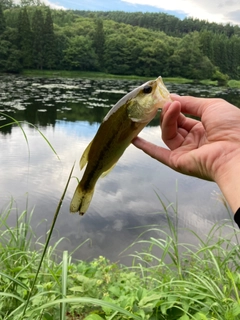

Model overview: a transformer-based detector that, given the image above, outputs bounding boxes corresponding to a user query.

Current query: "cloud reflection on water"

[0,120,229,263]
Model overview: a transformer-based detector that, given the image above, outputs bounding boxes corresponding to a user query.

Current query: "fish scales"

[80,105,137,189]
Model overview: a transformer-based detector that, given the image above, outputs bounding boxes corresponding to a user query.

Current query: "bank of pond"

[0,205,240,320]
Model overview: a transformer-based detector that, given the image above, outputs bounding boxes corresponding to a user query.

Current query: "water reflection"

[0,75,239,263]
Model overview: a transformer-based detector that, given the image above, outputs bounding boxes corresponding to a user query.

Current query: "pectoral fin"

[70,183,94,215]
[80,140,93,170]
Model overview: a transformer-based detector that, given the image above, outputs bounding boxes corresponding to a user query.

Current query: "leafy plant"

[1,196,239,319]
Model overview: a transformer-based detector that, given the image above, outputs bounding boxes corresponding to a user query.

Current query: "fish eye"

[143,85,152,94]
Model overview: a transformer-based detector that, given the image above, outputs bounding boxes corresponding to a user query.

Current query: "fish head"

[127,76,171,123]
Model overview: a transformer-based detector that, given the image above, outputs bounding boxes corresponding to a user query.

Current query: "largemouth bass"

[70,76,171,215]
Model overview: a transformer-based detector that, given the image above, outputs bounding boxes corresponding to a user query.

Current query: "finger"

[132,137,171,166]
[162,100,200,132]
[161,101,181,140]
[161,101,181,128]
[161,102,186,148]
[170,94,210,117]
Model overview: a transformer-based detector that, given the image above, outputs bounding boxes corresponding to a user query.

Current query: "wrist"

[215,159,240,213]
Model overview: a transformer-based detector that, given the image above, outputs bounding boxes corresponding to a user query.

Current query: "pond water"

[1,75,240,263]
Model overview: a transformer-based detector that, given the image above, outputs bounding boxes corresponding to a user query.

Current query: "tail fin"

[70,184,94,215]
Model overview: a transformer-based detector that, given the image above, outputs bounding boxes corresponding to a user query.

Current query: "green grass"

[1,197,240,320]
[198,79,218,86]
[20,69,207,84]
[227,79,240,88]
[21,69,151,80]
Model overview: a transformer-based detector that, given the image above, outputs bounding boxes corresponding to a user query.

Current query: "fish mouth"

[155,76,171,103]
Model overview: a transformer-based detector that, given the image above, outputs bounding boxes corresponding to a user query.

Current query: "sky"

[35,0,240,26]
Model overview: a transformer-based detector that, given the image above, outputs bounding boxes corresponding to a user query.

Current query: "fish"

[70,76,171,215]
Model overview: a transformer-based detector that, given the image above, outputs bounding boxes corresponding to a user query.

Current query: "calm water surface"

[1,75,240,263]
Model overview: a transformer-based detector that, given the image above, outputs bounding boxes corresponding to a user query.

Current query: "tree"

[32,8,44,69]
[5,47,22,72]
[63,35,98,71]
[93,18,105,70]
[0,39,10,69]
[134,39,172,77]
[0,0,14,10]
[212,34,228,74]
[18,7,32,68]
[199,30,214,62]
[227,36,240,79]
[0,3,6,36]
[0,38,22,73]
[103,34,131,74]
[54,31,68,70]
[20,0,42,6]
[43,8,55,69]
[169,32,214,79]
[0,4,21,73]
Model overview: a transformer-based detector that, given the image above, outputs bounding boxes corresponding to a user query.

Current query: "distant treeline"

[1,2,240,81]
[75,10,240,38]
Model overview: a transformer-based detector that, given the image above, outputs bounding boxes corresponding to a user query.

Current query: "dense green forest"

[1,0,240,80]
[75,10,240,38]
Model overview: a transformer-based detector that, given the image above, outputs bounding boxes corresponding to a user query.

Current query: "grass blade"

[28,297,142,320]
[60,250,68,320]
[21,163,75,318]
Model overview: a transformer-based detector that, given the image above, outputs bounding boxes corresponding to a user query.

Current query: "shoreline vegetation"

[1,197,240,319]
[19,70,240,88]
[2,69,240,88]
[11,69,240,88]
[21,69,206,83]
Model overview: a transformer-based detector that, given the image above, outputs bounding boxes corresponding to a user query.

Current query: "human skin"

[132,94,240,214]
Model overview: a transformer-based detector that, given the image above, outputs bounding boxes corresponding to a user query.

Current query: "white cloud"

[122,0,240,24]
[42,0,66,9]
[13,0,66,10]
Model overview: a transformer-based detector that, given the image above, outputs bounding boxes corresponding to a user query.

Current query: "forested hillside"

[1,1,240,80]
[75,10,240,37]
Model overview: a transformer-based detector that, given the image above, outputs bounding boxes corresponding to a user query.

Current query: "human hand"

[132,95,240,212]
